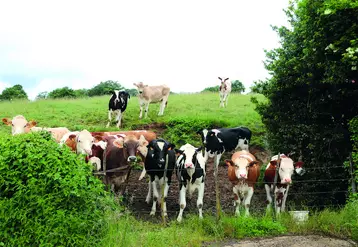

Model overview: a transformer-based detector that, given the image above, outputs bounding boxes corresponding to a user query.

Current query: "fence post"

[272,152,281,219]
[349,152,357,194]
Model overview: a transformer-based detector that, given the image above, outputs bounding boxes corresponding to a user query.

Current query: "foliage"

[349,116,358,199]
[0,131,118,246]
[48,86,76,99]
[0,84,28,101]
[202,85,219,92]
[87,80,124,97]
[35,91,48,100]
[126,88,138,97]
[251,0,358,208]
[231,80,245,93]
[74,88,89,98]
[279,200,358,241]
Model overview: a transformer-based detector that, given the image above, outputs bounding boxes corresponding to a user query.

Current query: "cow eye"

[78,140,81,142]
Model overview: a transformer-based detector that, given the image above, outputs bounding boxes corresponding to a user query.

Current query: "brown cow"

[225,150,260,216]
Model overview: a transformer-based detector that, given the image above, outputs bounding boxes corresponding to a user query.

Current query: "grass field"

[0,92,267,147]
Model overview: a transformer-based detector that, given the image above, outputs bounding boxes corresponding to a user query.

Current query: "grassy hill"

[0,92,267,147]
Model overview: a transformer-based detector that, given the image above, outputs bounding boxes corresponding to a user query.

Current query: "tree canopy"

[251,0,358,207]
[87,80,124,97]
[0,84,28,101]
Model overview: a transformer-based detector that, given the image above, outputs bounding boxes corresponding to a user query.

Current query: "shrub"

[0,131,118,246]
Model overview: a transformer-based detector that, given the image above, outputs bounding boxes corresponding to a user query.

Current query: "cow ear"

[249,161,259,166]
[2,118,12,126]
[225,78,229,81]
[196,146,203,152]
[69,134,77,141]
[175,149,183,155]
[113,137,124,148]
[93,135,103,143]
[295,161,304,168]
[138,135,149,147]
[225,159,234,166]
[127,93,130,99]
[27,120,37,128]
[167,143,175,150]
[270,160,277,166]
[218,77,222,80]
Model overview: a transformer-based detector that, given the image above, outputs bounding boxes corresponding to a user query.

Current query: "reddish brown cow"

[225,150,260,216]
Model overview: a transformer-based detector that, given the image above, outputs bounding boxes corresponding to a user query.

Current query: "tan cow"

[225,150,260,216]
[2,115,69,142]
[133,82,170,118]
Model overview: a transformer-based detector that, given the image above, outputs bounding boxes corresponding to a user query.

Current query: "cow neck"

[270,162,288,188]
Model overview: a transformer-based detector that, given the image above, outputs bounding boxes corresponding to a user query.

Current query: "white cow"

[218,77,232,107]
[175,144,206,222]
[133,82,170,119]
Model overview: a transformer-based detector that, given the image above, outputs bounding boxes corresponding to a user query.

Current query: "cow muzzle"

[281,178,292,184]
[185,163,194,169]
[127,156,137,162]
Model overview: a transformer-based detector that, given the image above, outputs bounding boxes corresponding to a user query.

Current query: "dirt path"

[204,235,357,247]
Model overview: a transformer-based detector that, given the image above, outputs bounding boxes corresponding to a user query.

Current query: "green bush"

[349,116,358,199]
[0,131,118,246]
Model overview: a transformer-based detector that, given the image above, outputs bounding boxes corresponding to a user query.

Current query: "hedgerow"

[0,131,118,246]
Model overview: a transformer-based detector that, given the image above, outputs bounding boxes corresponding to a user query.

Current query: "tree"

[0,84,28,100]
[88,80,124,97]
[231,80,245,93]
[36,91,48,100]
[202,86,219,92]
[126,88,138,97]
[74,89,89,98]
[48,87,76,99]
[251,0,358,208]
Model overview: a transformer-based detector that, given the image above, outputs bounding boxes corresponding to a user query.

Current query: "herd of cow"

[2,112,305,222]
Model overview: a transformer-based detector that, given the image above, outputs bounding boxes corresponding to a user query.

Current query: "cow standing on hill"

[218,77,232,107]
[263,154,305,214]
[144,139,176,217]
[175,144,206,222]
[133,82,170,119]
[225,150,260,216]
[106,90,130,128]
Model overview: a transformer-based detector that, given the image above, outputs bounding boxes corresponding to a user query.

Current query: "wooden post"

[161,154,169,225]
[349,153,357,194]
[272,152,281,219]
[215,163,221,221]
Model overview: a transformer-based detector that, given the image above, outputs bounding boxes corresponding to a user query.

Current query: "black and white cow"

[175,143,206,222]
[197,126,252,175]
[144,138,176,217]
[106,90,130,128]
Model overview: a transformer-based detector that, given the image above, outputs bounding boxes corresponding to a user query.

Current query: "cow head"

[270,157,305,184]
[111,90,130,105]
[225,155,259,180]
[218,77,229,89]
[75,130,94,155]
[147,139,175,168]
[175,144,203,169]
[113,134,149,163]
[2,115,37,135]
[88,140,107,171]
[197,128,223,156]
[133,82,148,94]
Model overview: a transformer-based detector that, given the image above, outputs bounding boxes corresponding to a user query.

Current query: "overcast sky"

[0,0,290,100]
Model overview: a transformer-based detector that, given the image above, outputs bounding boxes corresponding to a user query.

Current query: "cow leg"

[197,182,204,219]
[150,180,159,216]
[162,178,170,217]
[144,103,150,118]
[106,109,112,128]
[139,167,147,180]
[177,184,187,222]
[244,187,254,217]
[219,93,223,107]
[233,187,241,216]
[139,102,145,119]
[213,153,222,177]
[265,184,273,211]
[281,185,289,212]
[225,93,229,107]
[115,110,122,128]
[145,179,152,204]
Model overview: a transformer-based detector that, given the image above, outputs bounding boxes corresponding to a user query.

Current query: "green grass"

[0,92,267,147]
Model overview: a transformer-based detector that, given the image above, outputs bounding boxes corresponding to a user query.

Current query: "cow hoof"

[150,211,155,216]
[177,217,182,222]
[145,198,151,204]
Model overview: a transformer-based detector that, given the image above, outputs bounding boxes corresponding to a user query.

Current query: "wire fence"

[101,163,354,221]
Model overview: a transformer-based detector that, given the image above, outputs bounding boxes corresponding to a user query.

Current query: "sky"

[0,0,290,100]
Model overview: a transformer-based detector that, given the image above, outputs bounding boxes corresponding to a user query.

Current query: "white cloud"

[0,0,290,100]
[0,81,10,94]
